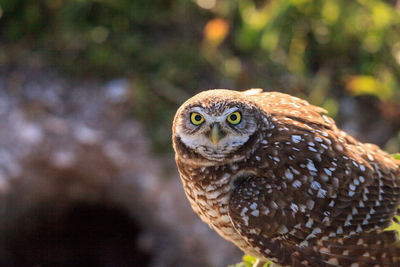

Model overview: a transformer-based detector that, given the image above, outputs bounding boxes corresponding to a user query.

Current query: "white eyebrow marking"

[221,107,242,117]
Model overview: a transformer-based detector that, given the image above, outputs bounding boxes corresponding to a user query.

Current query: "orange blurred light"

[203,18,229,46]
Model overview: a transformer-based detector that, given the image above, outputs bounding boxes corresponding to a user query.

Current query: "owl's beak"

[210,123,221,146]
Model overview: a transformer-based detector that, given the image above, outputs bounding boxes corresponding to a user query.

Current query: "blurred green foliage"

[229,255,272,267]
[0,0,400,152]
[232,0,400,107]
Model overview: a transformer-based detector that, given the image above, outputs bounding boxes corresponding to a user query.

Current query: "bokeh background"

[0,0,399,266]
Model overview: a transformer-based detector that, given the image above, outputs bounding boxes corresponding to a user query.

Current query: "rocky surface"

[0,66,241,267]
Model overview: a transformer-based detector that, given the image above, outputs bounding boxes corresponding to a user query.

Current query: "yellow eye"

[227,111,241,125]
[190,112,205,125]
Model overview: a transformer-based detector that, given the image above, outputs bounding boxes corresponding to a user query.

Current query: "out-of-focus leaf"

[322,0,340,25]
[242,255,257,266]
[345,75,393,101]
[385,215,400,235]
[261,30,279,52]
[229,255,274,267]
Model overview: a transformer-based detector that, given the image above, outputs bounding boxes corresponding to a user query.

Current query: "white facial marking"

[177,105,257,162]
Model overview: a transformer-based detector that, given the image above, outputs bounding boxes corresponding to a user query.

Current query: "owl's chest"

[178,162,262,252]
[180,166,233,227]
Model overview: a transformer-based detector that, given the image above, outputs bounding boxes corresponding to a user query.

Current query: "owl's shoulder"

[247,90,325,116]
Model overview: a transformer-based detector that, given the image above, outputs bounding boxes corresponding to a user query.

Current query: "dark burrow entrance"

[2,203,151,267]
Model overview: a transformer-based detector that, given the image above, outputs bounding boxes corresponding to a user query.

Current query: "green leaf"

[243,255,257,266]
[385,215,400,236]
[229,255,275,267]
[392,153,400,160]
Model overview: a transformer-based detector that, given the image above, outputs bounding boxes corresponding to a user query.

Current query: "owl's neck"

[173,136,245,167]
[173,131,261,167]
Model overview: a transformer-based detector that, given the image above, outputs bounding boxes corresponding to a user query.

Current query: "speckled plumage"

[172,89,400,267]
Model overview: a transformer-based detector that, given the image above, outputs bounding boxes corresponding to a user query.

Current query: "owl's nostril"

[209,122,219,130]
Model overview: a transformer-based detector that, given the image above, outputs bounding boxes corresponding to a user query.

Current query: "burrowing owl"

[172,89,400,267]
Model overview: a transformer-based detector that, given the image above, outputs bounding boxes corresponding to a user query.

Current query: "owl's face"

[173,90,259,162]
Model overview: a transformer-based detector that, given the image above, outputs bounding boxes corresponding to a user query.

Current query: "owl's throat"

[175,131,260,166]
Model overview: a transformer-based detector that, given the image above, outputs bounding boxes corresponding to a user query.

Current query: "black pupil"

[194,114,202,121]
[230,114,237,121]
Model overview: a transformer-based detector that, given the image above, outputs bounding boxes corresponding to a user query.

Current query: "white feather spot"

[291,203,299,212]
[317,189,327,198]
[311,181,321,190]
[299,240,309,247]
[324,168,332,176]
[305,218,314,228]
[279,225,289,234]
[292,180,302,188]
[307,160,317,172]
[291,135,302,143]
[221,215,231,223]
[285,169,294,181]
[263,207,270,215]
[336,226,343,234]
[315,137,323,142]
[352,207,358,215]
[308,147,318,152]
[207,191,221,199]
[307,200,315,210]
[251,210,259,216]
[312,227,322,235]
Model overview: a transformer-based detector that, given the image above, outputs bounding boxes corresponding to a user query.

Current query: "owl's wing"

[228,175,400,266]
[237,90,400,241]
[228,152,400,244]
[229,91,400,265]
[228,90,400,265]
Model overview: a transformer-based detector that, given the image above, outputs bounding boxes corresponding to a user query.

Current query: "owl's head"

[172,89,262,163]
